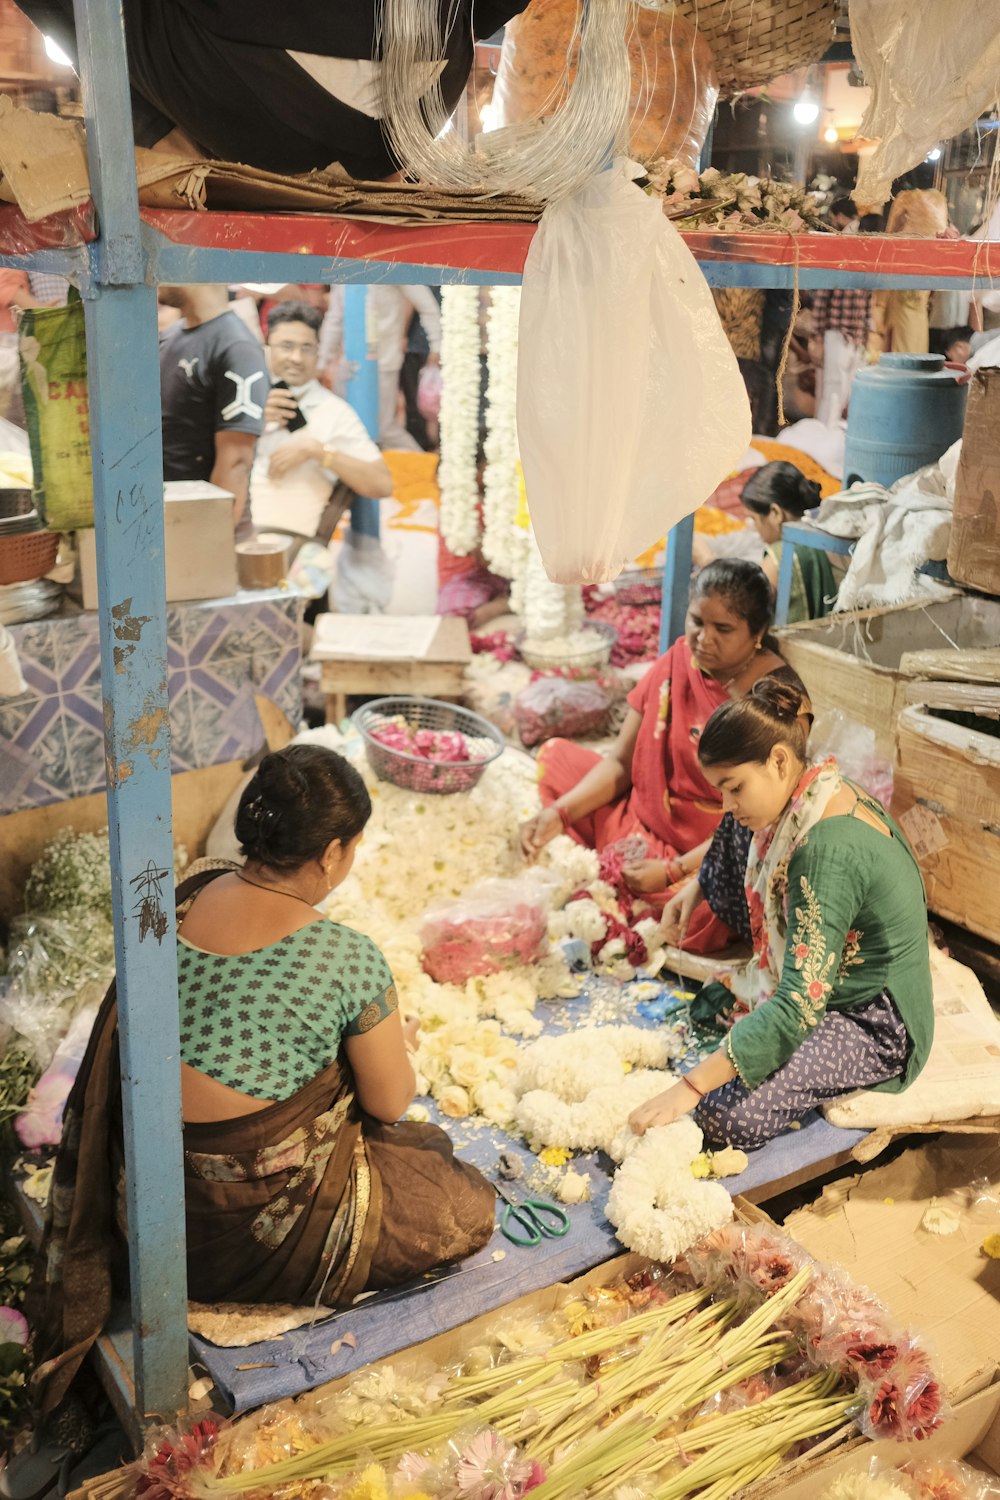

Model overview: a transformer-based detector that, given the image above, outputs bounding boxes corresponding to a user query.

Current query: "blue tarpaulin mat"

[188,978,867,1411]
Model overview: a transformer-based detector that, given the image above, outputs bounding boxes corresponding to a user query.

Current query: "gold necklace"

[720,645,762,693]
[236,869,320,909]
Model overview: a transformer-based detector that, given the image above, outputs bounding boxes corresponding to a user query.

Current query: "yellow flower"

[343,1466,390,1500]
[983,1232,1000,1260]
[539,1146,570,1167]
[690,1154,713,1180]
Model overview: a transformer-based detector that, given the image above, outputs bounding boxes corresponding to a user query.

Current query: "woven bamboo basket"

[674,0,837,98]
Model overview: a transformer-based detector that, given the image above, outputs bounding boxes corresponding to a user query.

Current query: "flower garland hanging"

[438,286,481,557]
[481,286,524,581]
[520,525,583,641]
[605,1117,734,1262]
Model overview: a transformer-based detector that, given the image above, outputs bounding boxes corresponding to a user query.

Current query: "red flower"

[844,1338,900,1376]
[807,980,826,1001]
[794,943,809,959]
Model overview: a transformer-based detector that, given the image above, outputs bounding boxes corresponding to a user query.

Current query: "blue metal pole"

[659,513,695,654]
[73,0,189,1423]
[343,284,381,539]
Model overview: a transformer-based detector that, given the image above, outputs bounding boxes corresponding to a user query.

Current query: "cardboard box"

[891,703,1000,944]
[949,367,1000,597]
[776,595,1000,759]
[72,481,238,608]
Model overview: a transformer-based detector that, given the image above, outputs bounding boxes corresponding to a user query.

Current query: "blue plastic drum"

[844,352,967,488]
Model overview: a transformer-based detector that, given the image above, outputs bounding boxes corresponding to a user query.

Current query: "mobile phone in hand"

[271,380,307,432]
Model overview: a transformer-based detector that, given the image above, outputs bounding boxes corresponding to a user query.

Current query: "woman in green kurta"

[629,677,933,1149]
[741,462,837,623]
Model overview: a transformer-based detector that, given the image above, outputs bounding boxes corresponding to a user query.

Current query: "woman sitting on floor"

[628,678,933,1150]
[740,461,837,624]
[519,559,808,954]
[32,746,495,1420]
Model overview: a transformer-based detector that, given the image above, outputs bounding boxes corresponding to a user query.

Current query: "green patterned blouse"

[177,920,398,1101]
[726,812,934,1094]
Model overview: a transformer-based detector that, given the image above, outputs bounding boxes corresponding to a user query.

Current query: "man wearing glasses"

[252,300,393,544]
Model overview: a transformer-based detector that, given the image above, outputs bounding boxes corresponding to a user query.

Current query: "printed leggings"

[694,992,909,1150]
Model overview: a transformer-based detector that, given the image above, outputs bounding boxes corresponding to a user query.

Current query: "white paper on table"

[310,613,439,661]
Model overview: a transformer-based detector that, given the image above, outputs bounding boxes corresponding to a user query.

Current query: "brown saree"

[31,869,495,1420]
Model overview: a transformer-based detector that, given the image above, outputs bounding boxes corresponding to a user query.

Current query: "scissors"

[494,1181,571,1248]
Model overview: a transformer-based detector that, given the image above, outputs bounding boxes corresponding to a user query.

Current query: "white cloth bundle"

[516,160,751,584]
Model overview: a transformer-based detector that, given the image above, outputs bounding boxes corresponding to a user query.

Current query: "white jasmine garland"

[512,1026,683,1152]
[520,525,584,640]
[482,286,522,580]
[438,285,481,557]
[606,1120,734,1261]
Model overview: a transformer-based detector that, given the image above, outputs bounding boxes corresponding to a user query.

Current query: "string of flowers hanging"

[375,0,631,200]
[437,285,481,557]
[481,286,523,581]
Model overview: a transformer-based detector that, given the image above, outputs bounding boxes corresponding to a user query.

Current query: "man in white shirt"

[319,285,442,451]
[251,301,393,540]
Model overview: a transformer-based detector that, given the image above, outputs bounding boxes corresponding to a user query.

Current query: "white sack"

[851,0,1000,211]
[516,160,751,584]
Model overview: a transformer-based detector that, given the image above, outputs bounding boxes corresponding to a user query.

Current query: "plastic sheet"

[492,1,718,170]
[14,1002,99,1149]
[420,875,553,983]
[851,0,1000,211]
[417,362,443,421]
[514,674,611,746]
[517,160,751,584]
[810,708,894,807]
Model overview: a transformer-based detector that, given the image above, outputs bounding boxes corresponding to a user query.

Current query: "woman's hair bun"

[255,750,308,807]
[750,675,803,722]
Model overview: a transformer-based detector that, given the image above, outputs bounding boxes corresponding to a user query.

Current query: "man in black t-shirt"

[159,284,268,538]
[14,1,530,178]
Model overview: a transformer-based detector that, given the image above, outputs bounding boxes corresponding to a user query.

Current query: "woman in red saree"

[520,560,807,954]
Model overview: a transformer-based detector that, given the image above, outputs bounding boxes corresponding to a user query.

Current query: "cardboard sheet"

[310,613,440,662]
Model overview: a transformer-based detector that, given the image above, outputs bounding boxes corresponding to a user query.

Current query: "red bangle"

[557,805,573,832]
[683,1074,706,1101]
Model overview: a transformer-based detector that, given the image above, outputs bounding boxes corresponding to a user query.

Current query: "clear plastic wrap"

[851,0,1000,212]
[517,160,751,584]
[810,708,894,807]
[0,914,114,1068]
[416,362,443,422]
[420,875,554,984]
[514,674,611,747]
[491,0,719,170]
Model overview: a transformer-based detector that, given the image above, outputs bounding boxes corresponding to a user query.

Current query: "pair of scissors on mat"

[494,1181,571,1247]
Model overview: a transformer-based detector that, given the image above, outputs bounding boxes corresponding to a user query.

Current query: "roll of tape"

[236,533,292,590]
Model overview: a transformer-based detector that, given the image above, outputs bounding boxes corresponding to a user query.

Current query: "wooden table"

[316,615,472,724]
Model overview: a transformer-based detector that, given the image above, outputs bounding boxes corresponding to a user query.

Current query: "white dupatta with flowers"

[732,758,844,1012]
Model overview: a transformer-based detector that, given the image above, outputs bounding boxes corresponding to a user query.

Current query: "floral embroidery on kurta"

[838,927,865,981]
[789,875,837,1031]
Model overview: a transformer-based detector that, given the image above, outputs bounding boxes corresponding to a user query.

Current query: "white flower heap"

[512,1026,682,1154]
[323,742,594,1124]
[606,1116,734,1262]
[438,285,481,557]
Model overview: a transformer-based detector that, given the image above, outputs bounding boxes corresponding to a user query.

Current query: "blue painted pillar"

[73,0,189,1422]
[659,513,694,653]
[343,285,381,539]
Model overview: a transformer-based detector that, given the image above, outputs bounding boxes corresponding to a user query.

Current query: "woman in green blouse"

[33,746,495,1419]
[629,677,933,1149]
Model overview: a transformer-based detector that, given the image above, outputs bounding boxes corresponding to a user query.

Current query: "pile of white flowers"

[321,742,604,1123]
[481,286,526,583]
[512,1026,682,1154]
[606,1117,734,1262]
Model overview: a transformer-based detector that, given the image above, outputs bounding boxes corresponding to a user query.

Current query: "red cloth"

[536,640,737,956]
[624,639,730,853]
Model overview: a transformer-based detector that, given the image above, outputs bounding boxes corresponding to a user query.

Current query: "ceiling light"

[926,146,942,161]
[824,126,839,144]
[43,33,73,66]
[793,95,820,126]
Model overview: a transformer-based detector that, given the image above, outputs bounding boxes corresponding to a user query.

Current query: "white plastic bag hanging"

[851,0,1000,211]
[516,160,751,585]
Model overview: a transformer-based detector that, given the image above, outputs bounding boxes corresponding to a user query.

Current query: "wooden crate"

[892,704,1000,944]
[776,594,1000,760]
